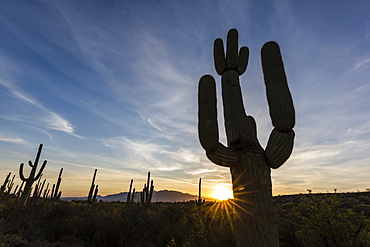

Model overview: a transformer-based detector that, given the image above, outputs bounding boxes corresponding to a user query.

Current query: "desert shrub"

[295,195,370,247]
[0,233,29,247]
[275,202,302,247]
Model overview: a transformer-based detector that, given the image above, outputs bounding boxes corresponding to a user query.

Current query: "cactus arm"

[28,161,34,168]
[19,163,27,181]
[261,41,295,168]
[261,41,295,131]
[34,160,47,181]
[214,39,227,75]
[265,129,295,168]
[198,75,219,152]
[198,75,238,167]
[33,143,43,168]
[205,143,238,167]
[237,47,249,75]
[225,29,240,69]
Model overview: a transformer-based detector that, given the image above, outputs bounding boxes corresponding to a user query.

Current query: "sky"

[0,0,369,198]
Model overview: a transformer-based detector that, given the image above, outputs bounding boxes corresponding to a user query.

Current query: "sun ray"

[228,199,253,216]
[223,200,235,232]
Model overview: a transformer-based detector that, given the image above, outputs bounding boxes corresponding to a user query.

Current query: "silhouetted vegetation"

[0,192,369,246]
[0,195,234,246]
[275,192,370,247]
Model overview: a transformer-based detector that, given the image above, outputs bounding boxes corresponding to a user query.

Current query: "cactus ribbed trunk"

[231,153,278,247]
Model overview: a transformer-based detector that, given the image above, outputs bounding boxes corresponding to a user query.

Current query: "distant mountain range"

[62,190,214,202]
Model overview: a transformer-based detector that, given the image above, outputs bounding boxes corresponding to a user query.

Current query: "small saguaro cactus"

[196,178,205,206]
[127,179,136,203]
[51,168,63,200]
[15,181,24,198]
[198,29,295,246]
[87,169,98,204]
[43,182,50,198]
[7,174,15,194]
[19,144,47,204]
[0,172,12,195]
[140,171,154,207]
[28,177,46,206]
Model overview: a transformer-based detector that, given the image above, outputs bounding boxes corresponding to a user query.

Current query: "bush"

[295,195,370,247]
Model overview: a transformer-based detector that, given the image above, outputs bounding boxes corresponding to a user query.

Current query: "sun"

[211,184,234,201]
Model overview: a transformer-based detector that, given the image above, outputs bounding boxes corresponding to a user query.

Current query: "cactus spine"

[87,169,98,204]
[198,29,295,246]
[140,172,154,207]
[19,144,47,204]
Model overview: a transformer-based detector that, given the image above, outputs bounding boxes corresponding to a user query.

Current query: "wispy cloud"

[102,136,169,167]
[186,169,216,175]
[0,75,81,138]
[347,57,370,74]
[0,137,24,143]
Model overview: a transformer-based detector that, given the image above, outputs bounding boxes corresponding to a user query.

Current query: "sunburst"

[211,184,234,201]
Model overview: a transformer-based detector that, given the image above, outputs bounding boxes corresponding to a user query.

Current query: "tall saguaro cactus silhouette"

[87,169,98,204]
[141,171,154,207]
[198,29,295,246]
[19,144,47,204]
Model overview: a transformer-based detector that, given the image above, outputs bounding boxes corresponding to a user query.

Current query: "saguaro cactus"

[127,179,136,203]
[140,171,154,207]
[196,178,205,206]
[0,172,11,195]
[198,29,295,246]
[87,169,98,204]
[51,168,63,200]
[19,144,47,204]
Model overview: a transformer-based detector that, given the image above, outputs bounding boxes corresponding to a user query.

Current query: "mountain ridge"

[62,189,215,202]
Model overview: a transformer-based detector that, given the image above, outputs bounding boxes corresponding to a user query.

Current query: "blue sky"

[0,0,369,198]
